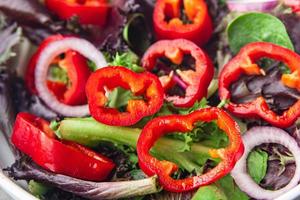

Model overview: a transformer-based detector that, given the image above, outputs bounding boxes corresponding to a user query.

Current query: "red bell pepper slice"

[11,112,115,181]
[137,107,244,192]
[219,42,300,128]
[141,39,214,108]
[153,0,213,46]
[45,0,110,26]
[25,35,91,106]
[86,66,164,126]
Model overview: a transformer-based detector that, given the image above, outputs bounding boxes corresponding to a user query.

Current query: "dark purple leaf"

[230,65,300,114]
[279,14,300,54]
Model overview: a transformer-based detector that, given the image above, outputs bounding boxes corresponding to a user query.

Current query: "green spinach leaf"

[247,149,269,183]
[192,185,227,200]
[215,175,249,200]
[227,12,294,54]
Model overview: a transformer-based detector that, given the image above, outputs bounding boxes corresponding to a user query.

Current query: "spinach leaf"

[191,175,249,200]
[192,185,227,200]
[215,175,249,200]
[227,12,294,54]
[247,149,269,184]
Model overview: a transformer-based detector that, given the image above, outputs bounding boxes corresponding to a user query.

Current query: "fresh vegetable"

[11,112,115,181]
[45,0,110,26]
[279,14,300,54]
[28,180,50,198]
[137,108,244,192]
[25,34,64,94]
[219,42,300,128]
[226,0,278,12]
[142,39,214,108]
[230,65,300,116]
[86,66,164,126]
[8,158,160,200]
[123,14,152,55]
[192,184,227,200]
[26,35,92,106]
[53,116,218,173]
[231,126,300,199]
[247,150,268,184]
[34,37,107,117]
[227,12,294,54]
[153,0,213,46]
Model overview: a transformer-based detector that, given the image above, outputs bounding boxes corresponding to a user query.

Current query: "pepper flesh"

[11,112,115,181]
[219,42,300,128]
[25,35,91,106]
[45,0,110,26]
[142,39,214,108]
[86,66,164,126]
[153,0,213,46]
[137,107,244,192]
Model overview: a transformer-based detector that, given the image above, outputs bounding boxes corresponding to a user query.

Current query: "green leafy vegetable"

[109,52,145,73]
[87,60,97,71]
[227,12,294,54]
[247,149,269,183]
[123,14,152,55]
[105,52,146,109]
[53,117,214,172]
[107,87,141,109]
[191,175,249,200]
[48,65,69,84]
[28,180,51,198]
[177,98,208,115]
[215,175,249,200]
[192,185,227,200]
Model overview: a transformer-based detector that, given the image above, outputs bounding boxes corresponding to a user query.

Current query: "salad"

[0,0,300,199]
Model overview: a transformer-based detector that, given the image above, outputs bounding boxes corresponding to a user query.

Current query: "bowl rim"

[0,169,37,200]
[0,168,300,200]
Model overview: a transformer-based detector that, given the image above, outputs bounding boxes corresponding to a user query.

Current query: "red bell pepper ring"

[25,35,91,106]
[219,42,300,128]
[11,112,115,181]
[86,66,164,126]
[45,0,110,26]
[137,107,244,192]
[153,0,213,46]
[141,39,214,108]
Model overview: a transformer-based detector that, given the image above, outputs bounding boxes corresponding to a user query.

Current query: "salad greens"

[227,12,294,54]
[1,0,300,199]
[192,185,227,200]
[247,150,269,184]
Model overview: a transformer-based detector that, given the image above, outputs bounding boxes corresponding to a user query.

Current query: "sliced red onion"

[227,0,278,12]
[35,37,108,117]
[231,126,300,200]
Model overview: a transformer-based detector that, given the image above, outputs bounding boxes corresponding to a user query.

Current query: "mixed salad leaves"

[0,0,300,199]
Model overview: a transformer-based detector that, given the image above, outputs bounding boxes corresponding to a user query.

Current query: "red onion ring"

[227,0,278,12]
[35,37,108,117]
[231,126,300,200]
